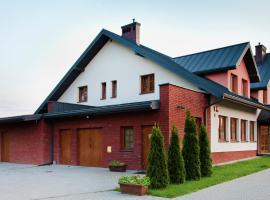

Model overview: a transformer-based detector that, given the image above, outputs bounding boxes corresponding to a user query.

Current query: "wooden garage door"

[60,130,72,165]
[142,126,153,169]
[1,132,9,162]
[78,128,103,167]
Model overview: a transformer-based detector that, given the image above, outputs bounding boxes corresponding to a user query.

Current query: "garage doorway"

[1,132,9,162]
[78,128,103,167]
[59,130,72,165]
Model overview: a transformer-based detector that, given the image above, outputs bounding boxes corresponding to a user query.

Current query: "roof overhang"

[0,114,42,125]
[223,93,270,111]
[43,100,160,120]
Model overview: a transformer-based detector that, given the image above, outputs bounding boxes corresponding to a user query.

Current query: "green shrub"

[118,176,151,186]
[147,125,169,189]
[182,111,201,180]
[168,125,186,184]
[109,160,126,166]
[199,125,212,177]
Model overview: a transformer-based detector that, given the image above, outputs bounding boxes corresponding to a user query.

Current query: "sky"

[1,0,270,117]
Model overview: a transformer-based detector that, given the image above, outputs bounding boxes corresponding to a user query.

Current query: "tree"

[168,125,186,184]
[147,125,169,189]
[199,125,212,177]
[182,111,201,180]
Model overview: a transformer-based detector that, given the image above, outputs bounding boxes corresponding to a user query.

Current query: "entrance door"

[78,128,103,167]
[60,130,72,165]
[1,132,9,162]
[260,125,270,153]
[142,126,153,169]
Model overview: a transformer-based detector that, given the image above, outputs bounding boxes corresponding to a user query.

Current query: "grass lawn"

[149,156,270,198]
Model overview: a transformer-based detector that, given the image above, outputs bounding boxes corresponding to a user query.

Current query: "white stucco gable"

[58,40,203,106]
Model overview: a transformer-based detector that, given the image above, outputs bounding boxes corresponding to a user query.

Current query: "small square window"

[141,74,154,94]
[121,127,134,150]
[78,86,87,102]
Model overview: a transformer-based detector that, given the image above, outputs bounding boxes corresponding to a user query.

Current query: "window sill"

[230,140,239,143]
[120,149,134,152]
[140,91,154,95]
[110,96,117,99]
[100,98,106,100]
[218,140,229,143]
[77,101,87,103]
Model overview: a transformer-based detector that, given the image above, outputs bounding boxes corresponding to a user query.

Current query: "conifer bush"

[168,125,186,184]
[147,125,169,189]
[182,111,201,180]
[199,125,212,177]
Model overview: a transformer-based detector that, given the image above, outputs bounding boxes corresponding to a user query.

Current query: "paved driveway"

[1,163,270,200]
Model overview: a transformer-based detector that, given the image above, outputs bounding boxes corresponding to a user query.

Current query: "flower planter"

[109,165,127,172]
[119,183,148,196]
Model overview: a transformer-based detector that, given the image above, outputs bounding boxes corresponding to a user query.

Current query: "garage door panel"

[78,128,103,167]
[60,130,72,165]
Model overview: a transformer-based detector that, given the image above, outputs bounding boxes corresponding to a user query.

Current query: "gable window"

[241,120,247,142]
[230,74,238,93]
[242,79,248,97]
[121,127,134,150]
[250,121,255,142]
[78,86,87,102]
[218,115,227,142]
[230,118,237,142]
[101,82,106,100]
[111,80,117,98]
[141,74,154,94]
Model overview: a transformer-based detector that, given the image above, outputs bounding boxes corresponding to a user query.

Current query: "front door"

[260,125,270,153]
[60,130,72,165]
[1,132,9,162]
[142,126,153,169]
[78,128,103,167]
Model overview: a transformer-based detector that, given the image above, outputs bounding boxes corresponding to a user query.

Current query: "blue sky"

[1,0,270,117]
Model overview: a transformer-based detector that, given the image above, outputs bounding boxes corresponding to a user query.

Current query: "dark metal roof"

[35,29,236,114]
[173,42,260,82]
[0,114,42,124]
[251,53,270,90]
[48,101,95,113]
[44,100,160,119]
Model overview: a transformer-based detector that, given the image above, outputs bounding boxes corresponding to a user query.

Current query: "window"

[241,120,247,142]
[250,121,255,142]
[230,118,237,142]
[230,74,238,93]
[194,117,202,133]
[121,127,134,150]
[141,74,154,94]
[263,90,267,104]
[242,79,248,97]
[101,82,106,99]
[111,80,117,98]
[78,86,87,102]
[218,116,227,142]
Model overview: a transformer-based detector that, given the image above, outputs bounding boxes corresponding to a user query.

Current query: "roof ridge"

[174,42,249,59]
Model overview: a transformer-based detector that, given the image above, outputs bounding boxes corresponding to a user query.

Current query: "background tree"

[147,125,169,189]
[199,125,212,177]
[182,111,201,180]
[168,125,186,184]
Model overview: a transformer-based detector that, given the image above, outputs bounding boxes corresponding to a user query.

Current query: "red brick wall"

[212,150,257,164]
[162,84,210,146]
[0,119,51,165]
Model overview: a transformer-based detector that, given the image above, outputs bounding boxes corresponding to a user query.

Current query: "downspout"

[204,96,224,126]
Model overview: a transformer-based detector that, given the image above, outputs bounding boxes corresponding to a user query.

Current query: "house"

[0,21,269,169]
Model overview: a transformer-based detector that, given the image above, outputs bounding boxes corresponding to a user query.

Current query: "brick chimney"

[121,19,141,44]
[255,43,267,64]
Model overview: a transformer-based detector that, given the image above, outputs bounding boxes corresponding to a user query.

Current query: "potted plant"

[118,176,150,196]
[109,160,127,172]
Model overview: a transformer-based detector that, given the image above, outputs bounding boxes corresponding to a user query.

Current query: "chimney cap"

[121,19,141,29]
